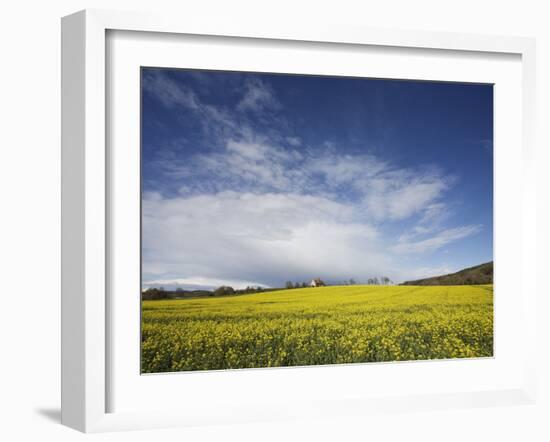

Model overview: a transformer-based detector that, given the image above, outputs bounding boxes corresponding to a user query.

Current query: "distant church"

[310,278,326,287]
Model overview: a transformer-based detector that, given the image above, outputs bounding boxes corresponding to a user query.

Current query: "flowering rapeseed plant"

[141,285,493,373]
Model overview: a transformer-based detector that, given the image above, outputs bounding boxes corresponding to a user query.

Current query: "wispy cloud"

[360,169,452,221]
[143,70,243,141]
[158,137,452,224]
[286,136,302,146]
[237,77,280,113]
[392,225,482,254]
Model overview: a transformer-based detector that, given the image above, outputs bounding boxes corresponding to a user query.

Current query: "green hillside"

[401,261,493,286]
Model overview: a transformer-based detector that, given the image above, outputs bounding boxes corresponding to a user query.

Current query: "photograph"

[140,67,494,374]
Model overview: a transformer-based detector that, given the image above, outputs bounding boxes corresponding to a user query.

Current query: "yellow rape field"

[141,284,493,373]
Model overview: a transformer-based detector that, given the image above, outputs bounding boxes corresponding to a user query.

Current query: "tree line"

[285,281,312,289]
[142,275,396,300]
[142,285,277,300]
[366,276,392,285]
[283,277,393,289]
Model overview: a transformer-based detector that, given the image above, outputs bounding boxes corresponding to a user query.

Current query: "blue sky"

[141,68,493,290]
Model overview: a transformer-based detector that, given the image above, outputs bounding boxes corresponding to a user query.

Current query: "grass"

[141,284,493,373]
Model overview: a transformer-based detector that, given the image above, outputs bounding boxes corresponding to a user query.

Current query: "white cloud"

[143,70,242,140]
[419,202,448,225]
[309,154,387,188]
[142,191,389,287]
[142,71,200,110]
[286,136,302,146]
[142,186,481,287]
[237,77,280,113]
[196,140,301,192]
[359,169,451,221]
[396,202,452,243]
[401,265,456,281]
[167,137,451,223]
[392,225,482,254]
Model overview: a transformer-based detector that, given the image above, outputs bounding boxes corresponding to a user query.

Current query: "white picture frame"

[61,9,537,433]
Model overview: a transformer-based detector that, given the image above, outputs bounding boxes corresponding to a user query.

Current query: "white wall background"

[0,1,548,441]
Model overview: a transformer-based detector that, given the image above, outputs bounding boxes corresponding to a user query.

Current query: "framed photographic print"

[139,67,495,374]
[61,9,538,432]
